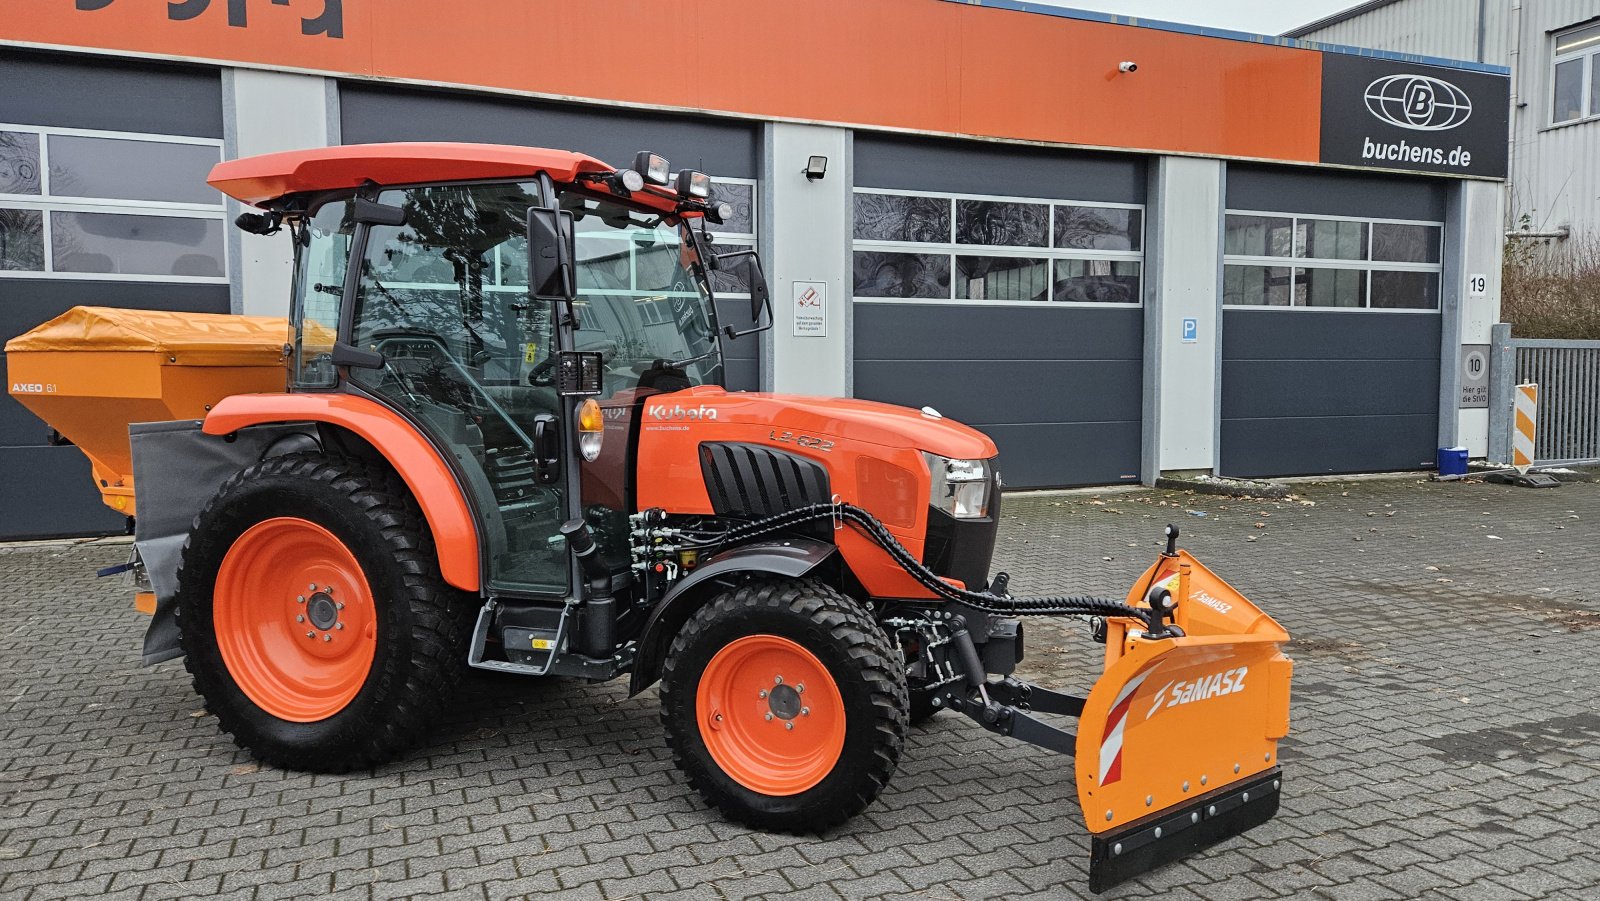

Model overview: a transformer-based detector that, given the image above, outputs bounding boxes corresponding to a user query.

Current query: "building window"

[1552,21,1600,125]
[703,177,758,297]
[1223,212,1442,310]
[852,188,1143,305]
[0,125,227,282]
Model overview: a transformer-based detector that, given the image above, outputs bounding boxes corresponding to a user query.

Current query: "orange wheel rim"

[696,634,847,796]
[213,517,378,723]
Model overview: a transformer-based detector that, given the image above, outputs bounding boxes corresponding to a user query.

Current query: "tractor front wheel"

[659,579,909,832]
[174,452,468,772]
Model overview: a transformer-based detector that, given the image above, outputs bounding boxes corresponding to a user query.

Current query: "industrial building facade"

[1289,0,1600,242]
[2,0,1510,539]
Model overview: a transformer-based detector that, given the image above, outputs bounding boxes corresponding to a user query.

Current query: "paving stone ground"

[2,474,1596,901]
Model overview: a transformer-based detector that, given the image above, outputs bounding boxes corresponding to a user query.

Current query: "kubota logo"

[1364,74,1472,131]
[647,403,718,421]
[1145,666,1248,720]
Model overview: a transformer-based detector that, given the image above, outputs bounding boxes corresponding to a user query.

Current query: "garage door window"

[853,188,1143,304]
[1224,211,1441,311]
[0,125,226,283]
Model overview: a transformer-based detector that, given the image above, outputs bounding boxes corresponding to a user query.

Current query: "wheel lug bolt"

[335,623,344,631]
[774,676,783,685]
[764,712,773,721]
[796,684,804,693]
[801,707,810,716]
[785,722,794,731]
[296,615,305,623]
[759,690,768,699]
[305,631,315,639]
[323,634,332,643]
[297,596,305,604]
[336,602,344,610]
[308,583,316,591]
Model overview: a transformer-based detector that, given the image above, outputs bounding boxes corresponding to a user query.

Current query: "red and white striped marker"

[1512,383,1538,474]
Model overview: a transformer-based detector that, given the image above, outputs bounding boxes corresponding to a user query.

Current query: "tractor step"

[1089,767,1282,893]
[467,599,571,676]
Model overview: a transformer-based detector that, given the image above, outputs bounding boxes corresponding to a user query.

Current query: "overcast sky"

[1025,0,1361,35]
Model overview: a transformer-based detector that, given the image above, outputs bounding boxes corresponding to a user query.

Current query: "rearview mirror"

[527,207,576,301]
[714,249,774,341]
[743,254,771,325]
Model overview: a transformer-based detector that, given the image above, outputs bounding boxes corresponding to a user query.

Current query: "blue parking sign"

[1181,317,1198,343]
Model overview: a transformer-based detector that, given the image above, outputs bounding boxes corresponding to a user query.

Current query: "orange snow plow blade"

[1076,550,1293,892]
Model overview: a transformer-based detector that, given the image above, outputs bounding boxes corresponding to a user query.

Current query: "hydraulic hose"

[688,502,1152,626]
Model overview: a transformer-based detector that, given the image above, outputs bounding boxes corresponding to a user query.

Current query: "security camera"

[1118,61,1138,73]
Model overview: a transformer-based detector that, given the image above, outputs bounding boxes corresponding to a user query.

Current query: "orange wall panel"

[1,0,1321,163]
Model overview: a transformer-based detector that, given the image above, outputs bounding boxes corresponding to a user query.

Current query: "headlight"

[578,398,604,462]
[923,453,991,519]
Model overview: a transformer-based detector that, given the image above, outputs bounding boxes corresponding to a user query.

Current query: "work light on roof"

[617,168,645,192]
[632,151,671,186]
[676,169,711,200]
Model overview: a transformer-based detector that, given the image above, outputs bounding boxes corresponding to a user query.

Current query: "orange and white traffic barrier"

[1512,383,1539,473]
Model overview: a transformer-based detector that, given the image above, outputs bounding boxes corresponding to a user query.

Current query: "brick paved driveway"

[3,476,1596,900]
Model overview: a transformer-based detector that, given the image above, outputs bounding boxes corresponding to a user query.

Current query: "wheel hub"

[307,591,339,631]
[767,682,802,720]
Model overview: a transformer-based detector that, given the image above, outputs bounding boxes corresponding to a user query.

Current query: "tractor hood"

[645,386,998,461]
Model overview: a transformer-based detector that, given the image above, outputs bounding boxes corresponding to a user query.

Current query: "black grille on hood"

[700,443,831,518]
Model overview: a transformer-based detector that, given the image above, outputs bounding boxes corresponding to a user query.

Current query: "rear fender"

[204,393,481,592]
[627,538,836,696]
[1076,552,1292,835]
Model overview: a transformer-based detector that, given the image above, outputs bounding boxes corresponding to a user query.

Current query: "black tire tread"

[659,578,908,833]
[174,452,467,773]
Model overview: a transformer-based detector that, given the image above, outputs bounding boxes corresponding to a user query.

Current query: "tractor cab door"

[340,180,572,597]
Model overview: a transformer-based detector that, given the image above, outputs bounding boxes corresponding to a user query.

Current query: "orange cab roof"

[208,142,618,207]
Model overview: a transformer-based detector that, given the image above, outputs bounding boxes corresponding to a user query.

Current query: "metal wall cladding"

[0,48,222,137]
[1295,0,1600,237]
[339,83,761,180]
[1220,310,1442,477]
[854,304,1144,489]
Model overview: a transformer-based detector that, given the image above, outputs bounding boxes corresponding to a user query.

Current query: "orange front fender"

[204,393,481,592]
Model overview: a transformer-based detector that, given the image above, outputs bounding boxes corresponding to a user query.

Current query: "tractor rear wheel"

[659,578,908,832]
[174,452,468,772]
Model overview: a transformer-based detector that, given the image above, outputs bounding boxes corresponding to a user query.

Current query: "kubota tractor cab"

[6,142,1293,892]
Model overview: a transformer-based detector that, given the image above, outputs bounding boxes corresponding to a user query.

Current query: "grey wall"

[1221,311,1441,476]
[1226,163,1447,220]
[339,83,759,179]
[0,51,225,540]
[0,49,224,138]
[855,304,1144,488]
[852,135,1147,488]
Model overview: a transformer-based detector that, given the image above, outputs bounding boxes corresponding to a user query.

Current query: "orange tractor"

[7,143,1292,891]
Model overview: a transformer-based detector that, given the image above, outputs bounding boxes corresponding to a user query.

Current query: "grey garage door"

[1,50,228,540]
[851,136,1146,489]
[339,84,765,391]
[1220,165,1446,478]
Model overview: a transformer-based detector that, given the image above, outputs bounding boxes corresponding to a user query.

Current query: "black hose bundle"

[688,501,1151,625]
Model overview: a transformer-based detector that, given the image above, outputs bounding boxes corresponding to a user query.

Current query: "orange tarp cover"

[6,307,290,367]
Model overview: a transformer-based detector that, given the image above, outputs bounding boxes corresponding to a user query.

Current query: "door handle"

[532,414,560,485]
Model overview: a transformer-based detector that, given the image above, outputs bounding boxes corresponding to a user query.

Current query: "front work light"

[618,168,645,192]
[632,151,671,186]
[578,398,605,462]
[924,454,991,519]
[675,169,711,199]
